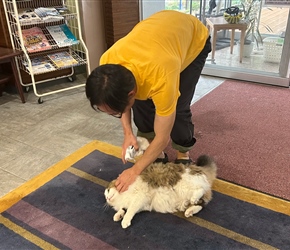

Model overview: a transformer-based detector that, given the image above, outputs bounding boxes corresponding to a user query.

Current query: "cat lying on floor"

[104,155,217,229]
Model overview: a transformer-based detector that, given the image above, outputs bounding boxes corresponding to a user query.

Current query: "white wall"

[79,0,166,71]
[79,1,106,71]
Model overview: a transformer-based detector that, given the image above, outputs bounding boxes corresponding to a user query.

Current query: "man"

[86,10,211,192]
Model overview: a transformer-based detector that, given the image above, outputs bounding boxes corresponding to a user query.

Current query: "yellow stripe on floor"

[175,213,278,250]
[0,215,59,250]
[67,167,109,187]
[213,179,290,216]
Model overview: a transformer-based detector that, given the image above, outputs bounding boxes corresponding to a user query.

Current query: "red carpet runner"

[167,80,290,200]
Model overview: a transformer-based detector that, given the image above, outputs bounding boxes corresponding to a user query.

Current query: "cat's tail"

[196,155,217,182]
[195,155,217,206]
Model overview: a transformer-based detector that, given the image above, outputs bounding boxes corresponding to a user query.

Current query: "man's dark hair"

[85,64,136,113]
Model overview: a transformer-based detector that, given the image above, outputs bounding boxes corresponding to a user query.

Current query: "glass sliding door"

[140,0,290,87]
[203,1,290,87]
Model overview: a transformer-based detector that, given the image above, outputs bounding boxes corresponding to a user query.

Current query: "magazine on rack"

[56,7,71,16]
[14,9,41,25]
[47,51,78,68]
[34,7,64,22]
[24,57,55,74]
[21,27,51,53]
[46,24,79,47]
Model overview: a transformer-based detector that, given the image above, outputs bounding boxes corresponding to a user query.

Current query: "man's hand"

[115,167,140,192]
[121,134,138,163]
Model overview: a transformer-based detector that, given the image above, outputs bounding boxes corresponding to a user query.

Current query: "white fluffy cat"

[104,155,217,229]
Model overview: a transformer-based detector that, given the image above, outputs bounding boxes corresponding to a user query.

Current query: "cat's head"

[104,180,119,206]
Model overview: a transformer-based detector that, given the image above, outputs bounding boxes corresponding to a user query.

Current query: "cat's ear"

[107,180,117,189]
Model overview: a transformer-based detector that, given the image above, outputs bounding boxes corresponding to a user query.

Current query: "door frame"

[202,65,289,87]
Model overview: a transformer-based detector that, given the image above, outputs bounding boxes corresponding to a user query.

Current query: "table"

[206,17,248,63]
[0,47,25,103]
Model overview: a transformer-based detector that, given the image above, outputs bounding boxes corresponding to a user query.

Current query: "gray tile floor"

[0,73,224,198]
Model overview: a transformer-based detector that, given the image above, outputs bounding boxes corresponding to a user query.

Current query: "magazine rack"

[2,0,90,103]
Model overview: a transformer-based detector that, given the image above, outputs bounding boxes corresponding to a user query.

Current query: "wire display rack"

[2,0,90,103]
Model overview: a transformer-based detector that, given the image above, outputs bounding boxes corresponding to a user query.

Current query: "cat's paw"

[113,210,125,221]
[121,219,131,229]
[191,197,202,205]
[184,205,202,217]
[113,213,122,222]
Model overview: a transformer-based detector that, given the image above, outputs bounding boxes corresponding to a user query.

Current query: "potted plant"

[240,0,263,56]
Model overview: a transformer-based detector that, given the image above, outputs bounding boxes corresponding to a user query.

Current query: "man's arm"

[115,111,176,192]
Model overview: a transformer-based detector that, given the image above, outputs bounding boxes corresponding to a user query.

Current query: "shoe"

[174,158,193,164]
[154,153,169,164]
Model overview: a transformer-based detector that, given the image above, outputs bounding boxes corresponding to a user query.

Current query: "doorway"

[140,0,290,87]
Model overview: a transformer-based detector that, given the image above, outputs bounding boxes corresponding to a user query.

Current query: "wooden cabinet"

[103,0,139,49]
[0,47,25,102]
[0,2,11,47]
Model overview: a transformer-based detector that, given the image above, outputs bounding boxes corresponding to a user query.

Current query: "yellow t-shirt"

[100,10,209,116]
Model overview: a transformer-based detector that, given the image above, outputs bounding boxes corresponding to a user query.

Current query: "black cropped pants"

[132,37,212,153]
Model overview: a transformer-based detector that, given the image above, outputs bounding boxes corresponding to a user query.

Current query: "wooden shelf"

[0,74,11,84]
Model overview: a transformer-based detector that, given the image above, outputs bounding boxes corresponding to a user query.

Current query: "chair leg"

[211,30,217,61]
[230,29,235,54]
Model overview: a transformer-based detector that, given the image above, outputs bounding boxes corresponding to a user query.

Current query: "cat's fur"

[104,155,217,229]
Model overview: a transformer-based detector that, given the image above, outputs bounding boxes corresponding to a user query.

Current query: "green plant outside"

[165,0,200,13]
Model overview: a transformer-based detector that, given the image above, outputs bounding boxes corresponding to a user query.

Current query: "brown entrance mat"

[166,80,290,201]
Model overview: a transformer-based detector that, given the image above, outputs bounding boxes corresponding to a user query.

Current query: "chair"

[0,47,25,103]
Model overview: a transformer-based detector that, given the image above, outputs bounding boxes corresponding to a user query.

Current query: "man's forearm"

[132,111,176,173]
[132,134,170,174]
[121,109,133,136]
